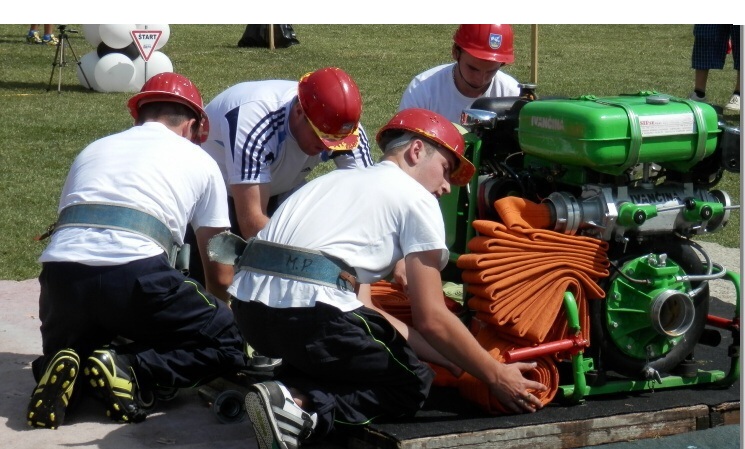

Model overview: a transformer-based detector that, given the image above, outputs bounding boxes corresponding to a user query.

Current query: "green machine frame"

[438,133,741,402]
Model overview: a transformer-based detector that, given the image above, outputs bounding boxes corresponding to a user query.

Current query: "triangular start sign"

[131,30,163,61]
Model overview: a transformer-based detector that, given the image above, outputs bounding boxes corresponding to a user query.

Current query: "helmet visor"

[306,115,360,151]
[426,138,475,187]
[449,155,476,186]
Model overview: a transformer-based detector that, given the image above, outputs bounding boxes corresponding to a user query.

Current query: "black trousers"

[35,255,248,389]
[232,300,434,437]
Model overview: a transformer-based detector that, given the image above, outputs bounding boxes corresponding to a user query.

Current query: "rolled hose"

[430,319,558,415]
[371,282,558,415]
[370,280,465,326]
[458,198,609,345]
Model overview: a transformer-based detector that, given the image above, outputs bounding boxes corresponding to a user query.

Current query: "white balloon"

[82,24,102,47]
[94,53,136,92]
[129,57,146,92]
[77,51,101,91]
[135,24,170,50]
[99,24,136,49]
[141,51,174,82]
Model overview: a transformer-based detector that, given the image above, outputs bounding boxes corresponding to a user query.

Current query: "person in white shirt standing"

[26,72,249,429]
[399,24,521,123]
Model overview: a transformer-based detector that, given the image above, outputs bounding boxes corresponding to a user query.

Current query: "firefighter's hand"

[392,258,407,292]
[491,361,548,414]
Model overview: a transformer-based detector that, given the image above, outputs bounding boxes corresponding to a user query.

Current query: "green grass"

[0,24,740,280]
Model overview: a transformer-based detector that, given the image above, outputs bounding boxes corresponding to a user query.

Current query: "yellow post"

[531,25,538,84]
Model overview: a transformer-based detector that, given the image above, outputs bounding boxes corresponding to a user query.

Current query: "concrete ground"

[0,276,257,449]
[0,241,740,448]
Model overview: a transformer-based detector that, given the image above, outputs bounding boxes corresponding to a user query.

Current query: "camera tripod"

[47,25,93,93]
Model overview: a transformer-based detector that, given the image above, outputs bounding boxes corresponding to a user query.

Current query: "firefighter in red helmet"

[200,66,373,242]
[27,72,249,429]
[399,24,521,123]
[128,72,210,144]
[188,67,374,373]
[223,107,546,448]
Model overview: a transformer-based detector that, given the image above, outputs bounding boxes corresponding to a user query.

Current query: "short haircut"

[136,102,198,126]
[380,130,438,156]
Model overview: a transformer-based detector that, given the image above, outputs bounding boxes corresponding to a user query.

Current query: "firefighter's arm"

[230,183,271,238]
[391,258,408,292]
[407,250,547,413]
[195,225,234,303]
[358,283,462,377]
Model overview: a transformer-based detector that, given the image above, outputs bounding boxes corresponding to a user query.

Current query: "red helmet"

[376,108,475,187]
[297,67,362,151]
[453,24,514,64]
[128,72,209,143]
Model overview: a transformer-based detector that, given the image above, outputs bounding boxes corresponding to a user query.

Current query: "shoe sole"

[27,349,79,429]
[250,357,283,371]
[84,354,146,423]
[245,384,286,449]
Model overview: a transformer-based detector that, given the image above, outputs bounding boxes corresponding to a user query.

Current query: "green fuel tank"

[517,92,721,175]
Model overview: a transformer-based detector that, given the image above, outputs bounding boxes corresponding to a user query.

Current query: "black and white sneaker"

[244,381,317,449]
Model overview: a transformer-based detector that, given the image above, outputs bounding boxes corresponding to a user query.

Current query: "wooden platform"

[335,297,740,449]
[342,401,739,449]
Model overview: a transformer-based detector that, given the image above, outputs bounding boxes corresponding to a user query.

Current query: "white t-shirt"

[201,80,374,197]
[40,122,230,265]
[399,62,521,123]
[228,161,449,312]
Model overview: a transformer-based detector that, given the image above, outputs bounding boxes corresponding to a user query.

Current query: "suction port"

[650,290,695,337]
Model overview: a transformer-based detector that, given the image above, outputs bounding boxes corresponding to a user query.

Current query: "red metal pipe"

[707,314,740,331]
[504,337,589,362]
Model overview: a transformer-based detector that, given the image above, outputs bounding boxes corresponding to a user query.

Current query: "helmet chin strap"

[455,62,485,91]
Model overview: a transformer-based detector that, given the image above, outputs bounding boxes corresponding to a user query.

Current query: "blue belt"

[237,238,358,292]
[52,202,178,257]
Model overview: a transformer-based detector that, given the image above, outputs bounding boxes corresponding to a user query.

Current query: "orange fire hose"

[427,317,559,414]
[370,280,463,327]
[370,197,609,415]
[460,197,609,345]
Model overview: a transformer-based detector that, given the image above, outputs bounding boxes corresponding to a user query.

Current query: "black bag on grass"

[238,25,300,48]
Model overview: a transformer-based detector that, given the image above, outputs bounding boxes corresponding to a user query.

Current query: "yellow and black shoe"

[26,348,80,429]
[41,34,59,46]
[26,30,42,44]
[83,348,147,423]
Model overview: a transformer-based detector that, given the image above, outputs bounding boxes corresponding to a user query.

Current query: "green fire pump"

[439,87,740,402]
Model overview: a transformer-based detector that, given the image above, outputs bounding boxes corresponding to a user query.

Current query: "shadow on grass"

[0,80,95,93]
